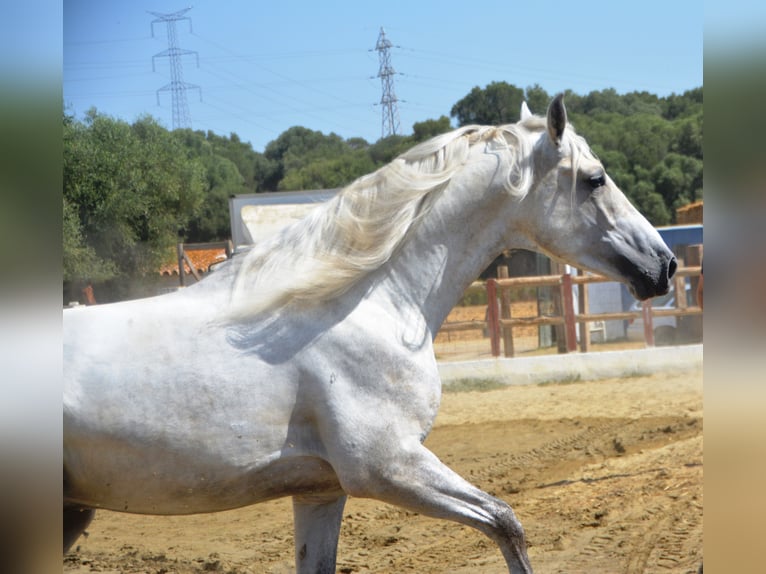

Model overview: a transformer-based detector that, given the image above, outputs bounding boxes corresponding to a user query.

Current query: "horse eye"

[587,173,606,189]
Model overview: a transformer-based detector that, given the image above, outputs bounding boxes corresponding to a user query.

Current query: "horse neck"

[376,160,528,337]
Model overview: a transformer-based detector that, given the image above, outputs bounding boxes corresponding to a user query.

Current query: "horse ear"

[546,94,567,146]
[520,101,532,121]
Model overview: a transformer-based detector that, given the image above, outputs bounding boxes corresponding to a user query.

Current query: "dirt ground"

[63,367,703,574]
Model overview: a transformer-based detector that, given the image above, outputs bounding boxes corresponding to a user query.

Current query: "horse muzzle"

[627,253,677,301]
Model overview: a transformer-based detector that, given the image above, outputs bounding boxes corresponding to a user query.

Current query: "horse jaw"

[572,239,676,302]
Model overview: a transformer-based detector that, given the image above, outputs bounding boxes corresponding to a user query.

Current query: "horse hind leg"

[63,506,95,553]
[292,494,347,574]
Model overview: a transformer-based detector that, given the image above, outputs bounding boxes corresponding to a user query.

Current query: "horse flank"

[226,120,547,321]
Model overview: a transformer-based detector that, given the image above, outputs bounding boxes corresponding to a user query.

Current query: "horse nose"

[667,256,677,281]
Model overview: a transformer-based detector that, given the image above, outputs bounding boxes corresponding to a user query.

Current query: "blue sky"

[64,0,703,153]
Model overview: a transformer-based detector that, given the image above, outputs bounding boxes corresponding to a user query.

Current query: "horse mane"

[225,121,544,321]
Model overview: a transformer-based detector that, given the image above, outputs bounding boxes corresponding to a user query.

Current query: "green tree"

[205,130,257,188]
[346,137,370,150]
[63,196,116,283]
[616,114,673,171]
[662,87,703,120]
[450,81,525,126]
[64,110,206,297]
[411,116,452,142]
[367,134,410,165]
[631,180,671,226]
[651,153,703,211]
[671,111,703,159]
[279,151,376,191]
[578,88,625,114]
[523,84,551,116]
[264,126,348,187]
[187,154,245,241]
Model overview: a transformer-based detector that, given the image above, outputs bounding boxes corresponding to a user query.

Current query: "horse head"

[515,95,676,300]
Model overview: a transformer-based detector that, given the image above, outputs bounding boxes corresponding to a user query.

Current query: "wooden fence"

[438,266,703,357]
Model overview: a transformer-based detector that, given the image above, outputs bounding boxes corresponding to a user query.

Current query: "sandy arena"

[63,365,702,574]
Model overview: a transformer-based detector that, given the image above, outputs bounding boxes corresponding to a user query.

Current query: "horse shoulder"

[297,300,442,439]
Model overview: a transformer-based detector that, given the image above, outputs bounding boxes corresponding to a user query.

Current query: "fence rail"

[438,266,702,357]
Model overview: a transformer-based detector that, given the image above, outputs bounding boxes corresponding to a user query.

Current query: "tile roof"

[159,248,228,276]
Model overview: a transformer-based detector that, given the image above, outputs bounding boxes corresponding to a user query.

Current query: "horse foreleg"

[292,494,347,574]
[340,443,533,574]
[63,506,95,553]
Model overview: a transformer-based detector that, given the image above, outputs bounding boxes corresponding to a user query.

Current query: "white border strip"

[439,344,703,386]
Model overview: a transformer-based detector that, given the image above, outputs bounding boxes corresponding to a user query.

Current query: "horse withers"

[64,95,675,574]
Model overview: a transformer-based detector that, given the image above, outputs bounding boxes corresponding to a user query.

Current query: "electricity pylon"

[149,7,201,130]
[374,27,401,138]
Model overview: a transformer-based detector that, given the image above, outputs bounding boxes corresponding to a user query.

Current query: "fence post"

[642,300,655,347]
[561,272,577,353]
[177,242,186,287]
[486,279,501,357]
[497,266,515,357]
[686,245,703,304]
[578,268,591,352]
[685,244,704,340]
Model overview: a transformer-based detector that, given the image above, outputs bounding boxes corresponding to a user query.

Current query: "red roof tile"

[159,248,228,276]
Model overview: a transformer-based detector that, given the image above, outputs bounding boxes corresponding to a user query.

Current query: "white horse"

[64,96,676,574]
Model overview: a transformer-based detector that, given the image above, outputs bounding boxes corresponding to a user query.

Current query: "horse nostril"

[667,257,677,280]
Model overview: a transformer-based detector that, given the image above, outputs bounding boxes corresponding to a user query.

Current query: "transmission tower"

[374,27,401,138]
[149,7,201,130]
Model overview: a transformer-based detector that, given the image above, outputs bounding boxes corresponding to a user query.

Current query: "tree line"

[64,83,702,301]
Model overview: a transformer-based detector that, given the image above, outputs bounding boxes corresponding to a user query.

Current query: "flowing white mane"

[226,121,545,320]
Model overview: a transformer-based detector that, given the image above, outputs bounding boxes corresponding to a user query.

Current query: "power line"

[373,27,401,138]
[190,31,369,136]
[149,7,201,130]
